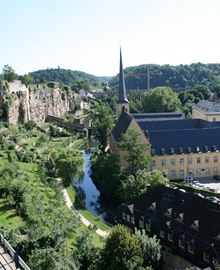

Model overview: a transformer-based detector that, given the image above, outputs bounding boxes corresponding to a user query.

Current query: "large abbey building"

[109,49,220,180]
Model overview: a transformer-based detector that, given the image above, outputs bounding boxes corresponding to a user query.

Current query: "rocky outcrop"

[0,80,81,124]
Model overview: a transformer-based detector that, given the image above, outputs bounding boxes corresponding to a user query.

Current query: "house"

[192,100,220,122]
[109,49,220,180]
[117,184,220,269]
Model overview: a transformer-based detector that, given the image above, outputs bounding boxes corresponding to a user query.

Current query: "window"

[171,170,176,177]
[139,219,144,228]
[161,148,165,154]
[131,216,135,224]
[196,168,201,176]
[205,157,209,163]
[160,230,165,239]
[188,158,193,165]
[179,147,183,153]
[214,156,218,163]
[213,117,216,122]
[214,167,218,174]
[179,239,185,249]
[213,145,217,151]
[126,214,131,222]
[205,168,209,175]
[187,146,192,153]
[188,240,195,254]
[146,223,151,232]
[180,158,184,165]
[152,160,156,167]
[203,252,210,262]
[170,148,174,154]
[162,159,166,166]
[204,146,209,151]
[151,149,155,155]
[180,170,184,177]
[168,233,173,243]
[196,146,200,152]
[171,159,175,166]
[122,212,126,220]
[197,157,201,164]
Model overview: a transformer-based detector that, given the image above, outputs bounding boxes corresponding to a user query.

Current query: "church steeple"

[116,48,130,119]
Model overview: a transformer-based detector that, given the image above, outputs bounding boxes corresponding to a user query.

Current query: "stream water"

[74,143,116,225]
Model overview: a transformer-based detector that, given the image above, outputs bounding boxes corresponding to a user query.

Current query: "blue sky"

[1,0,220,76]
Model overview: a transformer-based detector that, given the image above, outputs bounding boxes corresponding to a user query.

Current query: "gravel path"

[60,185,109,237]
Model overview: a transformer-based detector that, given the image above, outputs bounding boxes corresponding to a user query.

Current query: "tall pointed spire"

[118,47,129,104]
[116,48,130,119]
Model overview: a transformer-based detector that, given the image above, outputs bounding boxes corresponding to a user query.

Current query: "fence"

[0,234,31,270]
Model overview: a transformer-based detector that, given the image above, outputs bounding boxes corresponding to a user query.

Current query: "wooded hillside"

[109,63,220,92]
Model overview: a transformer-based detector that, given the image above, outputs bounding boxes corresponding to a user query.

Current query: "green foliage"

[50,148,84,186]
[109,62,220,92]
[94,225,143,270]
[91,151,125,198]
[2,65,17,82]
[135,229,161,269]
[24,120,37,130]
[20,74,34,85]
[142,87,181,113]
[127,89,146,113]
[118,130,151,174]
[29,68,104,88]
[28,248,78,270]
[90,104,114,148]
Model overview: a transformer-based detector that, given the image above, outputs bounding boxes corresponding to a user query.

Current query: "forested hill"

[109,63,220,92]
[29,68,112,85]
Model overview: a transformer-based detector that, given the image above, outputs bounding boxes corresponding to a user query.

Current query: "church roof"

[111,110,133,142]
[117,48,129,104]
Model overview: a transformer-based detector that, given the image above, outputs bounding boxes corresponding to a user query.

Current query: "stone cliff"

[0,80,81,124]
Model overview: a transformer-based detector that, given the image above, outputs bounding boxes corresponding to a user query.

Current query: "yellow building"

[110,50,220,180]
[192,99,220,121]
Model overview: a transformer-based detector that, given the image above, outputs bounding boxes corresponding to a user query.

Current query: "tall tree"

[94,225,143,270]
[142,86,181,113]
[118,130,151,174]
[2,65,17,82]
[50,148,84,186]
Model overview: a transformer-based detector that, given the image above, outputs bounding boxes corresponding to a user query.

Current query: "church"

[109,49,220,180]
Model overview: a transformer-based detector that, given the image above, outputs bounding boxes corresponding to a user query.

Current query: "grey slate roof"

[193,100,220,114]
[132,112,185,122]
[111,110,133,142]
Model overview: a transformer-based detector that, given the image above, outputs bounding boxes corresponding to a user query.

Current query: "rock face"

[0,80,80,124]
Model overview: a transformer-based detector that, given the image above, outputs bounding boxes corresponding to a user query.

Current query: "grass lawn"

[0,198,25,230]
[66,186,111,232]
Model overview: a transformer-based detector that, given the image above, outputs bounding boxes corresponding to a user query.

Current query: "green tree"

[192,85,211,100]
[51,148,84,186]
[24,120,37,130]
[118,130,151,174]
[21,74,34,86]
[91,104,114,149]
[142,86,181,113]
[135,229,161,269]
[94,225,143,270]
[2,65,17,82]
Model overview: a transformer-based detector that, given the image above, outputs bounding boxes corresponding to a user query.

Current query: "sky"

[1,0,220,77]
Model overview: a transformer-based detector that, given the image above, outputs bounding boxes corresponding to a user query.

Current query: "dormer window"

[170,148,174,154]
[191,220,199,230]
[188,239,195,254]
[161,148,165,154]
[139,216,144,228]
[179,147,183,153]
[195,146,200,152]
[213,145,217,151]
[150,202,156,210]
[166,208,172,216]
[177,213,184,222]
[151,149,155,155]
[187,146,192,153]
[204,146,209,152]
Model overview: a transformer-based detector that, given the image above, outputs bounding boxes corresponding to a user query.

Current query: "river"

[74,148,116,225]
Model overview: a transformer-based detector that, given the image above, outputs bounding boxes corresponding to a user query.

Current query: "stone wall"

[1,80,80,124]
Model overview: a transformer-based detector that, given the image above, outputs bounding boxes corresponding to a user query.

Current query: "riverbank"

[58,179,110,237]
